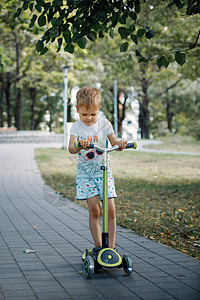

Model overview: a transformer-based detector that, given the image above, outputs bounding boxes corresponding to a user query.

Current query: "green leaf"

[92,21,101,31]
[135,0,141,14]
[189,42,194,49]
[137,28,146,38]
[29,14,37,28]
[145,30,155,39]
[129,24,135,34]
[40,47,48,55]
[36,40,44,52]
[29,3,34,11]
[120,42,129,52]
[51,17,63,27]
[131,34,138,45]
[175,51,186,66]
[118,27,129,39]
[72,32,80,42]
[36,0,45,6]
[77,37,87,49]
[130,11,137,21]
[49,28,59,38]
[87,31,97,42]
[14,8,22,18]
[64,43,74,54]
[135,50,142,57]
[53,0,63,6]
[63,30,72,43]
[38,15,46,27]
[157,56,169,69]
[99,30,104,38]
[128,54,133,61]
[138,57,147,63]
[173,0,184,9]
[57,38,63,52]
[23,1,29,10]
[35,4,42,12]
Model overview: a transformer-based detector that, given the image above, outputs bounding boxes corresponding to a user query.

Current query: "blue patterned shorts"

[76,177,117,200]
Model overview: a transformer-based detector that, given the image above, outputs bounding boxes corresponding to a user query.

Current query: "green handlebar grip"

[74,141,94,149]
[126,142,137,149]
[74,141,81,148]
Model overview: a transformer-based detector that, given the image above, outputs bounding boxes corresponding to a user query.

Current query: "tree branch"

[155,80,182,98]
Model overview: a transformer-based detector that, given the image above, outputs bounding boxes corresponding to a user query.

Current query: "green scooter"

[74,141,137,278]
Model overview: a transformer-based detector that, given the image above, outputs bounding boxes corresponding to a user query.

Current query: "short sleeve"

[70,122,78,136]
[104,119,114,137]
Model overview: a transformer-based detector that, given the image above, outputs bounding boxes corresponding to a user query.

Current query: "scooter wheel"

[122,254,133,276]
[83,256,94,279]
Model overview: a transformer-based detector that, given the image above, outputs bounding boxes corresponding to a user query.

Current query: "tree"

[16,0,200,67]
[0,0,36,129]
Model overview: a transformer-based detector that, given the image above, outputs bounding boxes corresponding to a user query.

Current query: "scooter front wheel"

[122,254,133,276]
[83,256,94,279]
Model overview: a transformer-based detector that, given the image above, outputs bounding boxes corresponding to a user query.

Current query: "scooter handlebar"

[74,141,137,150]
[125,142,137,149]
[74,141,95,149]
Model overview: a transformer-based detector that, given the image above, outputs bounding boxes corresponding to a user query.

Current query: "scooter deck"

[97,248,122,267]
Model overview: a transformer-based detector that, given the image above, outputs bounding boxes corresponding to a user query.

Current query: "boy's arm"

[108,133,128,150]
[68,135,80,154]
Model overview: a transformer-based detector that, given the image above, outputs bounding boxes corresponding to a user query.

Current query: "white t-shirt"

[70,117,114,179]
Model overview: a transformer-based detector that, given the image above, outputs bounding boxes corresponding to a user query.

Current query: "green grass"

[35,148,200,259]
[143,134,200,153]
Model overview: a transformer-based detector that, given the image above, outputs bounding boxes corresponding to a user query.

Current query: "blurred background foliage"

[0,0,199,140]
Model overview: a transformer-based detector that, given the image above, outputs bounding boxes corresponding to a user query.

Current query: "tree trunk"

[139,100,150,139]
[166,98,174,132]
[0,75,4,127]
[166,90,174,133]
[14,33,23,130]
[30,87,37,130]
[139,67,150,139]
[5,73,12,127]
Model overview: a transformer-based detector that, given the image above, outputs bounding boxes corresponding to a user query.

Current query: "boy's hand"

[79,140,91,149]
[117,140,128,151]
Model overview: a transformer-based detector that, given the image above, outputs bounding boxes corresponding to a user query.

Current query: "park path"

[0,142,200,300]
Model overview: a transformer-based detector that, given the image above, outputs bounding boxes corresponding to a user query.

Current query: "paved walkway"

[0,143,200,300]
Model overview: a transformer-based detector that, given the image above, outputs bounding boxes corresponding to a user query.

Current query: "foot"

[92,247,102,270]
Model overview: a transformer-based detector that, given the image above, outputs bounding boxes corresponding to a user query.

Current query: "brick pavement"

[0,143,200,300]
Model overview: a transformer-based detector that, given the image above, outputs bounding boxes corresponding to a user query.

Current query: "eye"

[91,114,96,116]
[82,114,87,116]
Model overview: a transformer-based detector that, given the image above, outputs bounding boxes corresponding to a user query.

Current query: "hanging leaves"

[175,51,186,66]
[64,43,74,54]
[118,27,129,39]
[14,0,199,65]
[77,37,87,49]
[38,15,46,27]
[157,56,170,69]
[120,42,129,52]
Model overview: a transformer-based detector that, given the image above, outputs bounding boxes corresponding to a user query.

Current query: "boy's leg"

[86,196,102,248]
[108,197,116,249]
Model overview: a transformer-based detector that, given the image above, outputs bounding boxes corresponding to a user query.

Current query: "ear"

[75,105,79,113]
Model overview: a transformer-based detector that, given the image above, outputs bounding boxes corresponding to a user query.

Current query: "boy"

[68,87,127,254]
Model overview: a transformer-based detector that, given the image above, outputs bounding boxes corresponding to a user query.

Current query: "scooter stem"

[102,150,109,248]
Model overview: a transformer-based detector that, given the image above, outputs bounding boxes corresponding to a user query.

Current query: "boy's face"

[76,105,99,126]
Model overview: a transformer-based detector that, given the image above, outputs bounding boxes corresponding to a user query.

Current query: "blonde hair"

[76,87,101,110]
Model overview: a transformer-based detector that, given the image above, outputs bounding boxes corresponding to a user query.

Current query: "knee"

[90,205,101,220]
[108,205,116,219]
